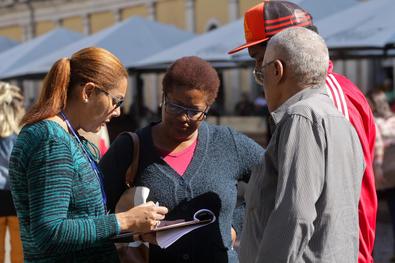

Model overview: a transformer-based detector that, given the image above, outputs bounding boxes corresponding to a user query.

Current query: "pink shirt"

[158,139,197,176]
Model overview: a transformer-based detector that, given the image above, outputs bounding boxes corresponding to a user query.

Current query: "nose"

[175,111,189,122]
[110,106,121,118]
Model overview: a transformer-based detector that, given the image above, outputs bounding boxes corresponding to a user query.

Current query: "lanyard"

[60,111,108,212]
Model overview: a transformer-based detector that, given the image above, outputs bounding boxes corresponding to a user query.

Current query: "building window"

[207,24,217,31]
[205,18,220,32]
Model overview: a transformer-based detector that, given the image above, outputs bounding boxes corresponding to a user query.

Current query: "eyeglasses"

[95,86,124,109]
[253,60,275,85]
[164,97,209,121]
[261,60,275,70]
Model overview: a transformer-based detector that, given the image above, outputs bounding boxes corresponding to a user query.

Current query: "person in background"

[253,90,269,117]
[98,125,111,156]
[228,2,377,262]
[81,125,111,157]
[100,56,265,263]
[234,92,255,116]
[8,47,168,263]
[368,89,395,261]
[0,82,24,263]
[379,78,395,111]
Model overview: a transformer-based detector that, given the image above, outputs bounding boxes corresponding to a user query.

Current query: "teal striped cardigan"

[9,120,120,263]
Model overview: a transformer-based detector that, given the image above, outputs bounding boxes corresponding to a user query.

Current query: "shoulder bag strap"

[124,132,140,188]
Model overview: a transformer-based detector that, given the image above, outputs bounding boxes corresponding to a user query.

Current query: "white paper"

[134,186,150,205]
[155,209,216,249]
[156,222,207,249]
[127,186,150,247]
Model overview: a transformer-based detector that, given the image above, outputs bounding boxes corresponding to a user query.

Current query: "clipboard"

[111,209,215,243]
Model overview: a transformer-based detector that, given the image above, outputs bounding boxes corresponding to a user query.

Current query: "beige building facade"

[0,0,391,114]
[0,0,259,42]
[0,0,262,114]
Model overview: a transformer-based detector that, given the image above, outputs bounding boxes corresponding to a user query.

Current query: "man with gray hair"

[239,27,364,262]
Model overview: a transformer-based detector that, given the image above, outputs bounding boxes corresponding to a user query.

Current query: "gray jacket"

[240,86,364,263]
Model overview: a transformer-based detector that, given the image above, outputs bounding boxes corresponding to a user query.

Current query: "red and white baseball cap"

[228,1,314,54]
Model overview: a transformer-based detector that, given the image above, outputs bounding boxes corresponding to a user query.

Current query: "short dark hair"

[162,56,220,105]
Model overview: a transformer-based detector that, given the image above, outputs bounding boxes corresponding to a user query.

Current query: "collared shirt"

[239,86,364,263]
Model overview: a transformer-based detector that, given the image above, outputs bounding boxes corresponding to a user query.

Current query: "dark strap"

[124,132,140,188]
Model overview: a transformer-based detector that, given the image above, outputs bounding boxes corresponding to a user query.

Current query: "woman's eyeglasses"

[164,97,209,121]
[95,86,124,109]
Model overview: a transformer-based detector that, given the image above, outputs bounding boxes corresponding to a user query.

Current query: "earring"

[84,98,88,103]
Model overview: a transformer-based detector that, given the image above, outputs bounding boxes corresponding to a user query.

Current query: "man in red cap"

[229,1,377,263]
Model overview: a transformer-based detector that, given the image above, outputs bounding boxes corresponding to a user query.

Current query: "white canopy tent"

[0,28,83,79]
[135,0,363,70]
[315,0,395,58]
[2,17,194,80]
[287,0,362,22]
[135,18,246,71]
[0,36,18,54]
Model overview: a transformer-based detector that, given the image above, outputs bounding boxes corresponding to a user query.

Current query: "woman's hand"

[116,201,168,233]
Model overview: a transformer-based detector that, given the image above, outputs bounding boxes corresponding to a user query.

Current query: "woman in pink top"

[100,56,265,263]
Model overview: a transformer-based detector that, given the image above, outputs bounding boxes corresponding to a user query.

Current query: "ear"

[81,82,96,102]
[272,59,285,85]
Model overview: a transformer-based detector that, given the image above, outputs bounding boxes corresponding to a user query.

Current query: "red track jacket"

[326,61,377,263]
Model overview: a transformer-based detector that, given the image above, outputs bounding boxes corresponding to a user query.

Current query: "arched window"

[205,19,220,32]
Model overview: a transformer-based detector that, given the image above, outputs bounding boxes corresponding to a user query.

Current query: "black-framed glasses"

[164,97,209,121]
[261,59,275,70]
[95,86,124,109]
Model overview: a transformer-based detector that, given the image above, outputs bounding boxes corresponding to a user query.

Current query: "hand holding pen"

[116,201,168,233]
